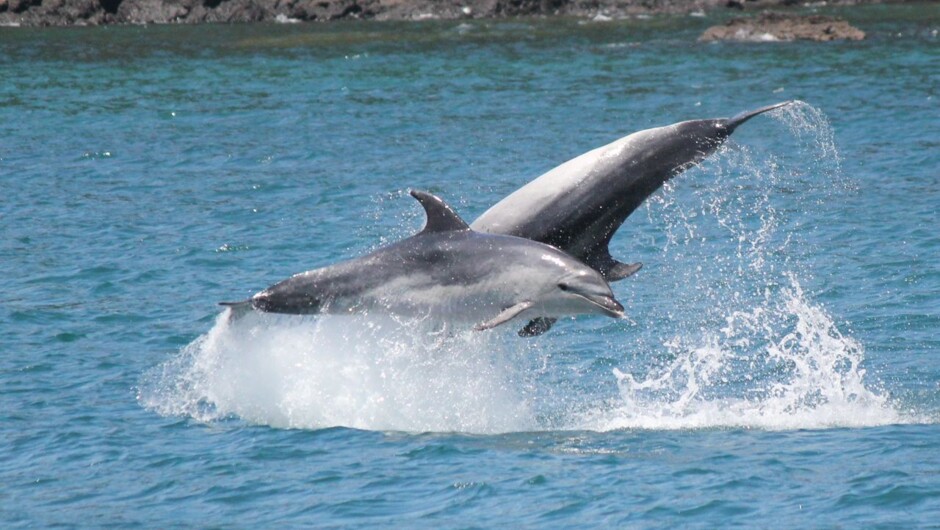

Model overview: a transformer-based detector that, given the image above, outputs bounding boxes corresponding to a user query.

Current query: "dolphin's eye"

[558,283,570,292]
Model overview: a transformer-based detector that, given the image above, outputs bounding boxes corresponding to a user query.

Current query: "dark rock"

[200,0,272,22]
[99,0,121,13]
[287,0,368,21]
[5,0,43,13]
[115,0,192,23]
[699,11,867,41]
[2,0,107,25]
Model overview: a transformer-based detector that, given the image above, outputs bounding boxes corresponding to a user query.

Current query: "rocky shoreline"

[0,0,897,28]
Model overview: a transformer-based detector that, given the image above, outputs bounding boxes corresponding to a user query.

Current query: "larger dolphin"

[222,190,624,332]
[471,101,792,335]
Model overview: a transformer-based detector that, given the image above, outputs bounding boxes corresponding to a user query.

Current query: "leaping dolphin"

[471,101,792,336]
[222,190,625,333]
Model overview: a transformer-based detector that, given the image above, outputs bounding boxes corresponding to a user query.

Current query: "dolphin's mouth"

[577,293,625,319]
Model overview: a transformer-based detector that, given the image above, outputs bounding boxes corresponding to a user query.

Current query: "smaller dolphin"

[221,191,624,332]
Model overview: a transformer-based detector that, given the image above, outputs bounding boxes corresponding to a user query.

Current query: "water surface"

[2,5,939,526]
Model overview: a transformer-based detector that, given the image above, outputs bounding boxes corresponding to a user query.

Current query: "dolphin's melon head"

[531,249,624,320]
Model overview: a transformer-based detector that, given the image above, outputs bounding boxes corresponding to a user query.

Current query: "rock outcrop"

[699,11,867,41]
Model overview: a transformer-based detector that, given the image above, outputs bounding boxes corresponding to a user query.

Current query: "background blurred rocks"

[0,0,896,27]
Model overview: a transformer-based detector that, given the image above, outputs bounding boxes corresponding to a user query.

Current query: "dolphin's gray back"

[471,102,792,282]
[472,119,727,280]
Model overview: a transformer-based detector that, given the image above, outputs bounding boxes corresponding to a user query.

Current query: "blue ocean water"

[2,5,939,527]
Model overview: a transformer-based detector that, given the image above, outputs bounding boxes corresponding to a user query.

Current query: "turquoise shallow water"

[2,5,940,527]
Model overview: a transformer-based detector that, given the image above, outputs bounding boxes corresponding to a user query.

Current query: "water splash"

[139,311,539,434]
[776,100,845,184]
[579,277,904,431]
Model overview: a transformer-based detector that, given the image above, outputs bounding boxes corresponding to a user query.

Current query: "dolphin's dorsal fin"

[410,190,471,234]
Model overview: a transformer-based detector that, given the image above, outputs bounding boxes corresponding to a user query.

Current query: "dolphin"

[221,190,624,332]
[471,101,792,336]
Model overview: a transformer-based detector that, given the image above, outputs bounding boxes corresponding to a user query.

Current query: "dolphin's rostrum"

[222,190,625,332]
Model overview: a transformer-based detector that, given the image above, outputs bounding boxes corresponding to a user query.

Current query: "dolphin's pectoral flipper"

[475,301,535,331]
[219,300,254,321]
[410,190,471,234]
[518,317,557,337]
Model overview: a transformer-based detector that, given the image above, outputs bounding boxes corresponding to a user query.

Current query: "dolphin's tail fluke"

[726,101,794,132]
[219,300,254,321]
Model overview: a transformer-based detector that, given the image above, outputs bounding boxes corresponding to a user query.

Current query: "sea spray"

[140,311,540,434]
[580,277,903,431]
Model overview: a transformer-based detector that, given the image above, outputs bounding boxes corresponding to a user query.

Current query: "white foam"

[576,277,911,431]
[140,312,538,434]
[274,14,300,24]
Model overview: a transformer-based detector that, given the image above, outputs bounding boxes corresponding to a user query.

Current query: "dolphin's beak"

[580,293,625,319]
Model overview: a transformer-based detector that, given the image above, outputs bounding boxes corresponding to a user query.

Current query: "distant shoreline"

[0,0,909,28]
